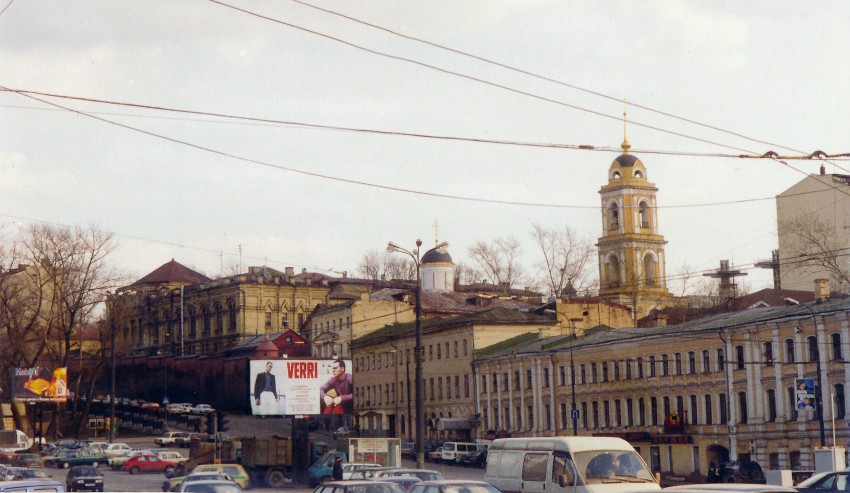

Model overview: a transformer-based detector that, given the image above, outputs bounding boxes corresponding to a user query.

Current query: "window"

[602,362,609,382]
[639,201,650,228]
[625,359,632,380]
[463,339,468,356]
[788,387,798,421]
[835,384,846,419]
[790,451,802,469]
[492,373,498,392]
[609,203,620,229]
[604,401,611,427]
[607,255,620,288]
[808,336,819,362]
[528,405,534,428]
[637,357,644,378]
[661,354,669,376]
[764,342,774,366]
[437,378,444,399]
[515,371,521,389]
[560,403,568,429]
[690,395,698,424]
[650,397,658,425]
[702,350,710,373]
[663,396,670,418]
[785,338,795,363]
[767,389,777,422]
[454,341,459,358]
[580,364,586,384]
[688,351,696,374]
[481,374,487,393]
[464,375,469,397]
[437,344,442,360]
[638,397,646,426]
[717,348,725,372]
[736,345,745,370]
[522,453,549,481]
[543,368,550,388]
[738,391,748,424]
[592,401,599,429]
[644,255,657,287]
[527,369,533,389]
[675,353,682,375]
[591,363,597,383]
[704,394,713,425]
[581,402,588,429]
[615,400,622,427]
[648,356,656,377]
[719,393,728,424]
[832,333,843,360]
[559,366,566,386]
[626,398,634,427]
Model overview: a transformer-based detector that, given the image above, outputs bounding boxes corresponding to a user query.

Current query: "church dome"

[613,153,640,168]
[421,248,452,264]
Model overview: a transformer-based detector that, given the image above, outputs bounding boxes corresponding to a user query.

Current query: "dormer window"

[634,170,643,178]
[612,171,621,179]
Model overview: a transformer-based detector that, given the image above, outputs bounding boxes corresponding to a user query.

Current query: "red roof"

[133,259,210,286]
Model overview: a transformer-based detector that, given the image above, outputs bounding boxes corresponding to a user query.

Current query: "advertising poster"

[796,378,815,410]
[249,359,353,416]
[12,367,68,402]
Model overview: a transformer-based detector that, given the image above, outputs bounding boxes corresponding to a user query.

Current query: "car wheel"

[131,466,141,474]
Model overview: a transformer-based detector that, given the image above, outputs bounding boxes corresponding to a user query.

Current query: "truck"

[0,430,32,453]
[242,436,330,488]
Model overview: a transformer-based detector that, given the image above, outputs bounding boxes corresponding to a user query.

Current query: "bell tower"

[596,112,676,321]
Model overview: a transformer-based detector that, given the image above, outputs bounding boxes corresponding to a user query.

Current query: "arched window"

[612,171,621,179]
[607,255,620,288]
[832,333,843,360]
[736,345,745,369]
[835,384,846,419]
[785,338,795,363]
[609,203,620,230]
[644,255,656,287]
[738,391,748,424]
[807,336,819,362]
[634,170,643,179]
[228,303,238,332]
[767,389,777,422]
[639,201,651,228]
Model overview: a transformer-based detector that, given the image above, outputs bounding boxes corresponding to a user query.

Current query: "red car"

[120,454,177,475]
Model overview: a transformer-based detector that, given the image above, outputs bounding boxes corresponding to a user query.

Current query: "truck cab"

[308,450,347,486]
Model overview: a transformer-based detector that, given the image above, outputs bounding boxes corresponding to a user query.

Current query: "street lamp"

[568,317,582,436]
[106,291,117,444]
[787,298,827,447]
[387,239,448,469]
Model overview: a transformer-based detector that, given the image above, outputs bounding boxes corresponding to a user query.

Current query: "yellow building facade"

[474,295,850,478]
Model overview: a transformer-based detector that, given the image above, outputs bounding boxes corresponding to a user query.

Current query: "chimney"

[285,267,294,277]
[820,165,826,175]
[815,279,830,302]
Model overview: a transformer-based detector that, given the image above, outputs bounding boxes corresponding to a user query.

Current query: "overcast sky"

[2,1,848,294]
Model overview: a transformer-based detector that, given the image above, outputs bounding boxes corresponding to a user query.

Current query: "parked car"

[0,479,66,492]
[663,485,797,493]
[65,466,103,492]
[100,443,131,458]
[156,451,186,463]
[177,480,242,493]
[456,449,487,468]
[341,463,381,480]
[309,480,405,493]
[400,442,415,459]
[374,469,443,482]
[10,468,52,481]
[49,449,107,469]
[374,476,421,492]
[162,473,234,492]
[108,450,154,470]
[794,471,850,493]
[155,433,188,447]
[717,460,765,484]
[13,453,48,468]
[189,404,214,415]
[184,465,249,490]
[409,480,502,493]
[120,454,177,475]
[166,404,190,414]
[426,447,442,462]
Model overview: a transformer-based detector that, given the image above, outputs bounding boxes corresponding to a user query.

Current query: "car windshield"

[574,450,655,484]
[74,467,100,476]
[182,484,242,493]
[797,472,837,488]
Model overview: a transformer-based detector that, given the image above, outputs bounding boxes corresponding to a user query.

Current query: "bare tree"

[358,249,416,281]
[529,223,595,298]
[468,236,526,294]
[780,213,850,290]
[454,261,482,286]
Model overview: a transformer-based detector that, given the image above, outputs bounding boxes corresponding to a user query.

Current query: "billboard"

[249,359,353,416]
[12,367,68,402]
[796,378,816,410]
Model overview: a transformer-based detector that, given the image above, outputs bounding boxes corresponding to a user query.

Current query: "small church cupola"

[421,242,454,293]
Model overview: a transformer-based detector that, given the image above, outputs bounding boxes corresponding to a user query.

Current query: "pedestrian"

[332,456,343,481]
[707,461,720,483]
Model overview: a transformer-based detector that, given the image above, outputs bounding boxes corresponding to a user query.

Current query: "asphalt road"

[53,414,485,492]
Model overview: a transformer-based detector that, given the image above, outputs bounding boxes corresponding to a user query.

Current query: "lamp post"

[788,299,827,447]
[387,239,448,469]
[568,317,582,436]
[106,291,117,444]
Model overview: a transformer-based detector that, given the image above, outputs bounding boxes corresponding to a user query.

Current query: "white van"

[440,442,485,463]
[485,436,659,493]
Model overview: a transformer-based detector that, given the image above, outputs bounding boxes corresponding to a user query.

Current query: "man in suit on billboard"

[254,361,279,415]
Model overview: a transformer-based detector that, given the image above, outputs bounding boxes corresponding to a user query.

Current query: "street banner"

[795,378,815,410]
[249,359,353,416]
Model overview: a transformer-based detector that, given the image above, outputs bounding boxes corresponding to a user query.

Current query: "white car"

[189,404,214,414]
[156,451,187,463]
[101,442,131,458]
[341,463,381,480]
[155,432,188,446]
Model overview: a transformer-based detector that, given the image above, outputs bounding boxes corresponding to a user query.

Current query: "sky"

[2,1,849,295]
